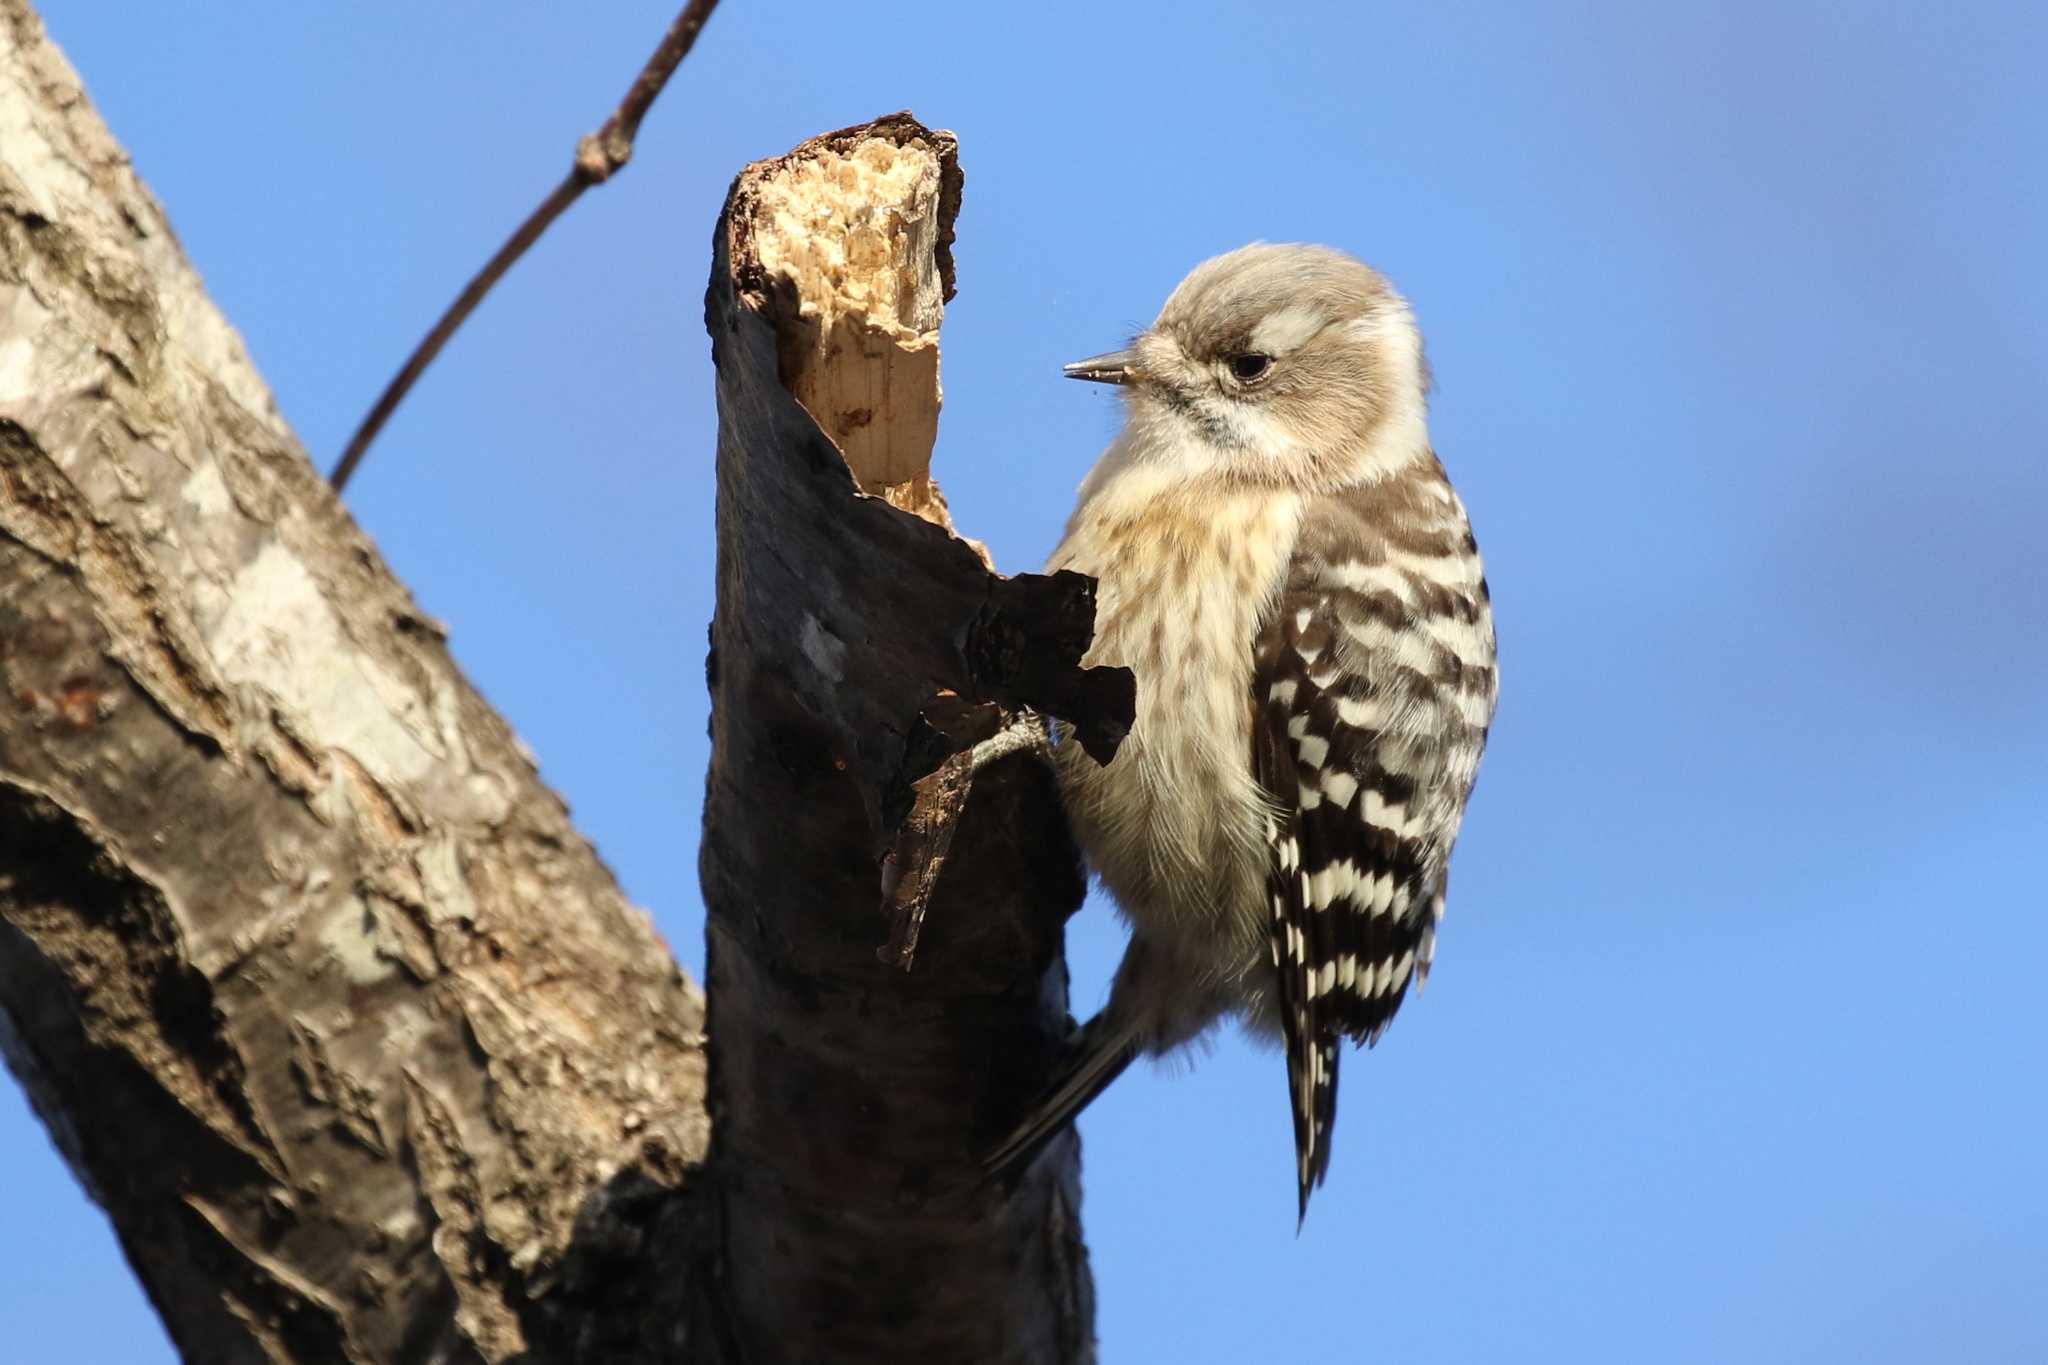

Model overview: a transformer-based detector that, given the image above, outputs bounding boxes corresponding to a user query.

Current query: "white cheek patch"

[1249,305,1328,356]
[1347,304,1425,379]
[1344,315,1388,345]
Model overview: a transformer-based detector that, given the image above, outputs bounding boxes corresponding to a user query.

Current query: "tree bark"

[2,6,1127,1363]
[699,115,1130,1365]
[0,7,706,1361]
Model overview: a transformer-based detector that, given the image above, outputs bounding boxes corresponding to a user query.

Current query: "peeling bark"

[701,116,1131,1364]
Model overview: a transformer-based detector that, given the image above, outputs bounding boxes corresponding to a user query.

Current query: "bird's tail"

[985,1013,1140,1179]
[1287,1031,1342,1228]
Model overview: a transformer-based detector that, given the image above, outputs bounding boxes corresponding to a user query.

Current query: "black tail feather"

[1289,1032,1342,1229]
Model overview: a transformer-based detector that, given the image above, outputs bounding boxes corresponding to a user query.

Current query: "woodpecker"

[990,244,1497,1220]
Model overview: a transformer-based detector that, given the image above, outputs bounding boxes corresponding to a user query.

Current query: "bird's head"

[1066,243,1431,489]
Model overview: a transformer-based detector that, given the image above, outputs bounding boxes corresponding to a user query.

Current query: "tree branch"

[0,7,706,1359]
[3,5,1133,1357]
[327,0,723,493]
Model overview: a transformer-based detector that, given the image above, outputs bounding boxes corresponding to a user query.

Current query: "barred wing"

[1252,473,1496,1217]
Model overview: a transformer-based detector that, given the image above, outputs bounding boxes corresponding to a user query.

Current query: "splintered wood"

[750,135,955,529]
[707,114,1113,1360]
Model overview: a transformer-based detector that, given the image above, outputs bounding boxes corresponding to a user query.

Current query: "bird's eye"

[1229,353,1272,383]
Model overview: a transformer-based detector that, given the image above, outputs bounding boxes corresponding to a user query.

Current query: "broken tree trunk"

[700,114,1131,1364]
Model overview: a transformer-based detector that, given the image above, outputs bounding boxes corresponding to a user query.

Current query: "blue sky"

[9,3,2045,1360]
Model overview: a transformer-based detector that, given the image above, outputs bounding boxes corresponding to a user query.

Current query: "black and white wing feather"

[1252,472,1497,1219]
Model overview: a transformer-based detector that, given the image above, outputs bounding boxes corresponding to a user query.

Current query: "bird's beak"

[1063,349,1138,385]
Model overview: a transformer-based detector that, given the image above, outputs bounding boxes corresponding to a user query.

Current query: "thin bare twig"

[329,0,723,492]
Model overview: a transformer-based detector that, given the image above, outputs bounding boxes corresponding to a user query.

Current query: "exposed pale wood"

[748,126,953,527]
[703,113,1132,1364]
